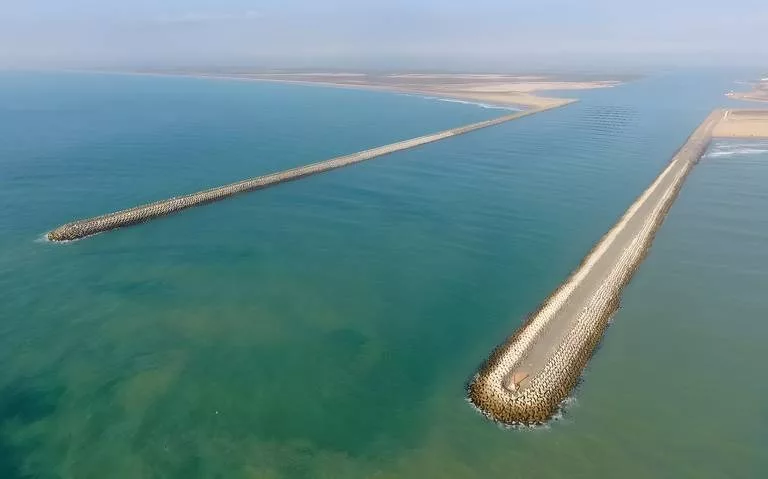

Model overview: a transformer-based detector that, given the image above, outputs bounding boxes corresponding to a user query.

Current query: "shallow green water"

[0,71,766,478]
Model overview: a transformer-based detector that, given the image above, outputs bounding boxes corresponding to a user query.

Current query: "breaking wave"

[706,141,768,158]
[402,94,522,111]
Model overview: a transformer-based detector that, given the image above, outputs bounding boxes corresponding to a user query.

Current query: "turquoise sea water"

[1,71,766,478]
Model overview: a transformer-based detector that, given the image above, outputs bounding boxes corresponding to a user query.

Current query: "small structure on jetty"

[468,109,768,426]
[47,103,571,242]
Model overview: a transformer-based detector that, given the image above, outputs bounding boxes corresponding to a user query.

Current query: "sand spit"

[137,71,621,110]
[727,77,768,103]
[47,103,572,242]
[467,110,725,426]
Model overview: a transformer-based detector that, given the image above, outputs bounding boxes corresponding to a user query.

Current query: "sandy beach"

[141,71,623,109]
[713,109,768,138]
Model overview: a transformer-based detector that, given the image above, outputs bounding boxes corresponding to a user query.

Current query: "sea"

[0,70,766,478]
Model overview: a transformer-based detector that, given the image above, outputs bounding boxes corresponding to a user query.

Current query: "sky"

[1,0,767,70]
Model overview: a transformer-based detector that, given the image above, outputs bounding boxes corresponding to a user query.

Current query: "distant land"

[129,70,636,109]
[727,75,768,103]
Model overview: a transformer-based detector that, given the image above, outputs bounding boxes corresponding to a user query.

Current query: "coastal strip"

[124,70,625,110]
[712,109,768,138]
[726,76,768,103]
[467,109,726,426]
[47,102,571,241]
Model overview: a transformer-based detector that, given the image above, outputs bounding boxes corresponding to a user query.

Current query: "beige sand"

[166,72,621,109]
[386,74,547,81]
[410,80,619,108]
[712,109,768,138]
[407,91,575,109]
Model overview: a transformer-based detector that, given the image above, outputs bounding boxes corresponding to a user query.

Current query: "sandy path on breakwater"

[468,110,724,425]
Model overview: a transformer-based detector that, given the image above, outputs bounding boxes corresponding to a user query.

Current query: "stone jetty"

[467,110,726,426]
[47,103,571,241]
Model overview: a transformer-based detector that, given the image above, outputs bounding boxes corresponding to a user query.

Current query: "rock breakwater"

[47,103,570,241]
[467,110,724,425]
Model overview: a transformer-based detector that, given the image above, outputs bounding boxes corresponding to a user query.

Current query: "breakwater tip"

[46,229,65,242]
[46,224,83,242]
[466,110,720,427]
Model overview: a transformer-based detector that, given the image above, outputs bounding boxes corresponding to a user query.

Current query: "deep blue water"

[0,71,766,478]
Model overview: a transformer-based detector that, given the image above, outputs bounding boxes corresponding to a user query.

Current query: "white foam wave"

[464,390,580,431]
[36,230,102,244]
[714,142,768,149]
[707,147,768,158]
[402,94,522,111]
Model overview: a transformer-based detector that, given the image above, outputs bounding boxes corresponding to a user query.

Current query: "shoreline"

[91,69,619,110]
[179,73,612,109]
[726,77,768,103]
[727,92,768,103]
[188,73,561,109]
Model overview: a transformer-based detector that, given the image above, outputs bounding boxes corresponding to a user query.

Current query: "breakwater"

[46,103,571,241]
[467,110,725,426]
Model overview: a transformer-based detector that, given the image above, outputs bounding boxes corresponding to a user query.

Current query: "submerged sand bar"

[47,103,572,241]
[468,109,740,425]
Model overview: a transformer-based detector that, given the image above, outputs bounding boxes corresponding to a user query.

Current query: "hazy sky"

[1,0,767,70]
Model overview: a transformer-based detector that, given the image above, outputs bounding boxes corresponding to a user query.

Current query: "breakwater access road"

[47,102,572,242]
[468,109,726,426]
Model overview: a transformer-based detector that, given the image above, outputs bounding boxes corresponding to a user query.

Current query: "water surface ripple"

[0,71,766,478]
